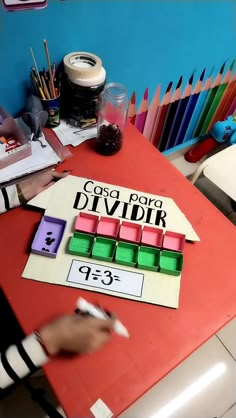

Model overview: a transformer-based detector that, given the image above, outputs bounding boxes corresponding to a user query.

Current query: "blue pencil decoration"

[164,72,194,150]
[173,69,205,147]
[158,76,183,151]
[183,69,214,143]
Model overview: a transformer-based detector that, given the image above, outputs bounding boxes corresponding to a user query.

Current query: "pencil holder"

[96,83,129,156]
[41,95,61,128]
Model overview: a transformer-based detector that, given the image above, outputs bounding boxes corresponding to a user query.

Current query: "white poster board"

[22,176,199,308]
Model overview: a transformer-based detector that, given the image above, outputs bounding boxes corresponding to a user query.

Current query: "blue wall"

[0,0,235,115]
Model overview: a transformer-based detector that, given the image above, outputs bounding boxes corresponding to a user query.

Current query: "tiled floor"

[0,318,235,418]
[120,319,236,418]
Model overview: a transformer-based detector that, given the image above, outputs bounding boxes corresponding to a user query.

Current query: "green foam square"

[92,237,116,262]
[160,250,183,276]
[138,246,160,271]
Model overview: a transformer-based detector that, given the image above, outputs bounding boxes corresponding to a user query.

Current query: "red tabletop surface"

[1,123,236,417]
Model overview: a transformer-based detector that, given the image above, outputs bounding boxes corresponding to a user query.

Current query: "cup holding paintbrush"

[30,41,61,127]
[41,94,61,128]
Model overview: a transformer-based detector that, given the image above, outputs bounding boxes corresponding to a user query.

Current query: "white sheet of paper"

[0,136,59,183]
[67,260,144,297]
[90,399,113,418]
[53,120,97,147]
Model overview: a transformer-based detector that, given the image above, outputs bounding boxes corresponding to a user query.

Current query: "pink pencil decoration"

[143,85,161,141]
[128,92,136,125]
[150,81,173,145]
[134,88,149,133]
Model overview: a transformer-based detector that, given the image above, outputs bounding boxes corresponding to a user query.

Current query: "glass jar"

[96,83,129,155]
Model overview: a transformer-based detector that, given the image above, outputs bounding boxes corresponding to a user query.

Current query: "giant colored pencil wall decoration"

[134,88,149,133]
[226,96,236,118]
[143,85,161,141]
[165,72,194,151]
[151,81,173,147]
[201,60,235,134]
[208,73,236,130]
[158,76,182,151]
[128,92,136,125]
[193,62,226,137]
[183,70,213,143]
[127,59,236,154]
[174,68,205,147]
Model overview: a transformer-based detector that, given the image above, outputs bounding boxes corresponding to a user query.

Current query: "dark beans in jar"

[96,124,123,156]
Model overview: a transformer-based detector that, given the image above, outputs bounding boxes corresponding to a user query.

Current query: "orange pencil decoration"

[150,81,173,146]
[134,88,149,133]
[128,92,136,125]
[143,85,161,141]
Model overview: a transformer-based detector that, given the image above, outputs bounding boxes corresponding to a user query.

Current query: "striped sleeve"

[0,185,20,214]
[0,334,49,389]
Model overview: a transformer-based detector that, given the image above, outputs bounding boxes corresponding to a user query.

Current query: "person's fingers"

[41,181,56,191]
[92,318,115,332]
[51,171,71,180]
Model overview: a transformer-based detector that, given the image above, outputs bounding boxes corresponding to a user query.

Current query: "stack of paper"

[53,120,97,147]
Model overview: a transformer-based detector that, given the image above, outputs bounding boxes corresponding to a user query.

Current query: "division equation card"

[67,260,144,298]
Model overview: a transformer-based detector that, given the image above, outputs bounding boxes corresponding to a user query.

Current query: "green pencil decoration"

[200,59,235,134]
[193,62,225,137]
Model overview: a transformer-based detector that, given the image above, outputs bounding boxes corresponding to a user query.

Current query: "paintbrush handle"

[43,39,56,98]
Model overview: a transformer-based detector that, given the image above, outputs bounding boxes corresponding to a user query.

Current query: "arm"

[0,333,48,389]
[0,314,114,390]
[0,170,69,215]
[0,185,20,214]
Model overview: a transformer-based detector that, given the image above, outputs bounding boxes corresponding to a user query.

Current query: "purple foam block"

[31,215,66,258]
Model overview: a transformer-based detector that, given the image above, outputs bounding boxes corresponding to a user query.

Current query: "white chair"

[191,144,236,224]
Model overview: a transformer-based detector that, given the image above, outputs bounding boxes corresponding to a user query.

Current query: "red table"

[1,123,236,417]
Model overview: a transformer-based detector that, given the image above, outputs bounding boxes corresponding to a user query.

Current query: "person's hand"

[38,314,114,356]
[17,169,69,202]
